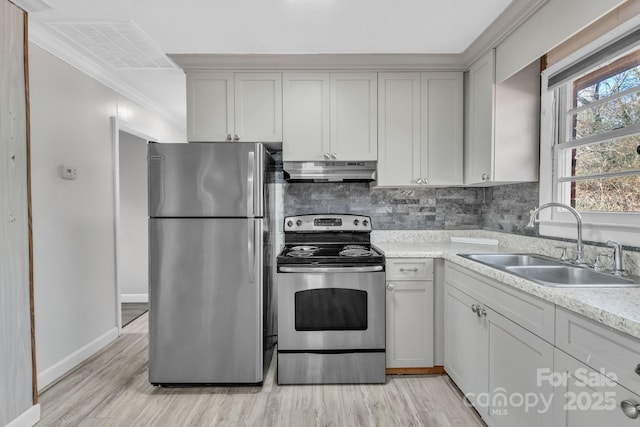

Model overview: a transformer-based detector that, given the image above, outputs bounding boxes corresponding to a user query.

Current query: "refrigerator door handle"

[247,151,255,217]
[248,220,255,284]
[148,154,165,215]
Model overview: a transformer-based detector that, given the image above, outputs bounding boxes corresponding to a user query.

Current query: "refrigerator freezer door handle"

[247,151,255,217]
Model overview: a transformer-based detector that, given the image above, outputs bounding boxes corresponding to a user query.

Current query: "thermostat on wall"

[60,165,78,180]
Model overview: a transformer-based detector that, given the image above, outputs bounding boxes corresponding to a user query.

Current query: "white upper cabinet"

[187,72,282,143]
[283,72,377,161]
[466,50,494,185]
[421,72,464,185]
[377,72,463,187]
[330,73,378,161]
[282,73,330,161]
[187,72,234,142]
[377,73,421,186]
[464,49,540,185]
[234,73,282,143]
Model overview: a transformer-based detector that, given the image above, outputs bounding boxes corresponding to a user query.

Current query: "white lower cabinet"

[386,258,434,368]
[553,348,640,426]
[485,305,554,427]
[444,262,554,426]
[443,260,640,425]
[444,284,488,413]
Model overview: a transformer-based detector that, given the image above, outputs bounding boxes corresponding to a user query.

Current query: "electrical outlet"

[60,165,78,180]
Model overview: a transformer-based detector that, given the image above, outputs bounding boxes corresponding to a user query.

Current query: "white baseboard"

[6,404,40,427]
[37,327,119,392]
[121,293,148,303]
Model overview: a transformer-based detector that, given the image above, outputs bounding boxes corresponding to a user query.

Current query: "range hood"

[283,161,377,182]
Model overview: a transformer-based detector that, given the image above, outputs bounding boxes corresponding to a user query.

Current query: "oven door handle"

[278,266,384,273]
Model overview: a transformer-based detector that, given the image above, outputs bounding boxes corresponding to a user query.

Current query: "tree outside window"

[557,49,640,213]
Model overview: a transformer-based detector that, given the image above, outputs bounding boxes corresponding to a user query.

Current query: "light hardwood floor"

[121,303,149,327]
[38,314,486,426]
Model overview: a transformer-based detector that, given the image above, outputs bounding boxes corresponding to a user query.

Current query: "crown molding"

[28,21,185,132]
[169,53,467,72]
[463,0,550,67]
[10,0,51,13]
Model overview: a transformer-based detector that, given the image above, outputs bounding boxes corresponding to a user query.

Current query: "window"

[556,49,640,213]
[540,20,640,246]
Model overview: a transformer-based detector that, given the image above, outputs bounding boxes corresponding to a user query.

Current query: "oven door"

[277,266,385,351]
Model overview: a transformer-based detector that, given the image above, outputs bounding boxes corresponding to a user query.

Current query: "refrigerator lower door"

[149,218,263,384]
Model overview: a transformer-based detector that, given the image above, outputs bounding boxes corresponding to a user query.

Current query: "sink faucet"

[607,240,625,276]
[527,203,586,265]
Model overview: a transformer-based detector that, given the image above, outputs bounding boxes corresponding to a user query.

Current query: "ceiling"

[22,0,514,131]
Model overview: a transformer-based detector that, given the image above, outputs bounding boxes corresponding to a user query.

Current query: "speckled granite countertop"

[373,236,640,341]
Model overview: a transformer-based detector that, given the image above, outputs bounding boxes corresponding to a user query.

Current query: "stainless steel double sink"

[459,253,639,288]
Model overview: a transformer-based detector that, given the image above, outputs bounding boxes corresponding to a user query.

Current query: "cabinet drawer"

[444,261,555,343]
[387,258,433,281]
[556,307,640,396]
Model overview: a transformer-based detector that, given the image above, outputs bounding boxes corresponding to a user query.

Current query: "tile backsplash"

[283,182,489,230]
[272,152,639,252]
[280,174,540,234]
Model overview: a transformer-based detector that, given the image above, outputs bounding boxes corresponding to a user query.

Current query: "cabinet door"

[234,73,282,143]
[444,283,488,415]
[485,307,554,427]
[330,73,377,161]
[465,49,495,185]
[186,72,234,142]
[386,280,434,368]
[421,72,463,185]
[376,73,421,186]
[282,73,330,161]
[553,348,640,427]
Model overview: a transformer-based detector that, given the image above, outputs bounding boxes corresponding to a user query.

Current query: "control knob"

[362,220,369,227]
[296,219,302,226]
[286,220,293,228]
[353,219,360,226]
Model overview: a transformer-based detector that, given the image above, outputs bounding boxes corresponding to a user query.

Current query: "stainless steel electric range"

[276,214,386,385]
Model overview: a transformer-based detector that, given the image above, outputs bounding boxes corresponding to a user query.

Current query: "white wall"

[29,42,185,390]
[118,131,149,301]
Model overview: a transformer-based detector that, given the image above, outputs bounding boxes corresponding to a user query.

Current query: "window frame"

[539,15,640,247]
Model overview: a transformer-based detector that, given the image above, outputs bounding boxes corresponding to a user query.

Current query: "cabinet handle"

[422,178,429,185]
[621,400,640,419]
[399,267,418,272]
[226,134,232,141]
[635,364,640,377]
[416,178,424,184]
[477,307,487,318]
[471,304,478,314]
[324,153,331,160]
[234,134,240,141]
[387,283,395,291]
[330,153,337,160]
[481,173,490,181]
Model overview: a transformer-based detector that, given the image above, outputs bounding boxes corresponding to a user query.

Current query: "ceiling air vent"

[45,21,176,70]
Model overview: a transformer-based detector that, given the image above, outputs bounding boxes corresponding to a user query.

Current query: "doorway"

[113,119,155,331]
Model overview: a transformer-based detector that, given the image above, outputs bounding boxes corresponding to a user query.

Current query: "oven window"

[294,288,367,331]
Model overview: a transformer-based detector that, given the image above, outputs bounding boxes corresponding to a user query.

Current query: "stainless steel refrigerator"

[147,142,275,385]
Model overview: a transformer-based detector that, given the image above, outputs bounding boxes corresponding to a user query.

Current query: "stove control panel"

[284,214,372,232]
